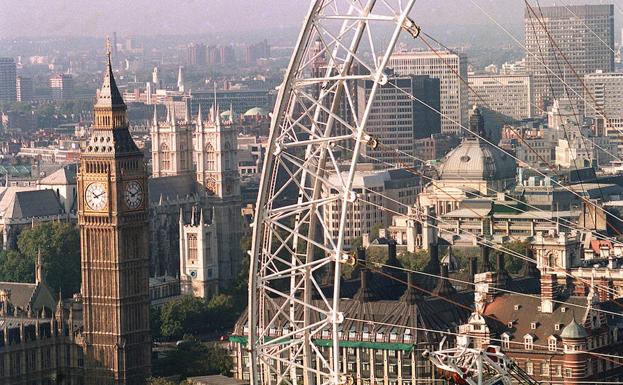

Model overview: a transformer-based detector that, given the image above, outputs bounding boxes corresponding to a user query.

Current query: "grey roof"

[39,164,77,185]
[148,174,199,203]
[3,189,64,219]
[439,138,516,181]
[0,282,38,311]
[561,317,588,339]
[95,56,125,108]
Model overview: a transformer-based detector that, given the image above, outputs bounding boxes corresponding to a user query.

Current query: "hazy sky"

[1,0,622,39]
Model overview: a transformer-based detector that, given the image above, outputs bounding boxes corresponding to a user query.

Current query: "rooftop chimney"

[496,253,511,288]
[432,264,456,297]
[520,247,540,279]
[468,257,477,283]
[480,244,492,273]
[354,247,374,302]
[387,240,399,267]
[400,272,419,305]
[540,273,556,313]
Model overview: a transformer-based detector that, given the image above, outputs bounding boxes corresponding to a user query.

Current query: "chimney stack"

[480,244,492,273]
[401,272,418,305]
[496,253,511,288]
[468,257,477,283]
[355,247,374,302]
[387,240,399,266]
[432,264,456,296]
[540,273,556,313]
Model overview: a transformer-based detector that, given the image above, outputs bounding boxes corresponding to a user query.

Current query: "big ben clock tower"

[78,41,151,384]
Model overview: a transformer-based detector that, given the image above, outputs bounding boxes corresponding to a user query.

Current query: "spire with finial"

[35,248,44,284]
[153,104,159,129]
[196,104,204,131]
[184,98,191,123]
[95,36,125,109]
[170,103,177,128]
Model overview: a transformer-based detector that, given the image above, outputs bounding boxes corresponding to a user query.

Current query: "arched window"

[160,143,171,171]
[187,234,197,262]
[206,143,216,171]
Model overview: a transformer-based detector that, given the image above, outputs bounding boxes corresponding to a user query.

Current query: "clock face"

[124,180,144,210]
[85,182,108,211]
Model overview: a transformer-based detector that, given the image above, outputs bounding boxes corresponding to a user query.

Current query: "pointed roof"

[95,38,125,109]
[196,104,204,130]
[560,315,588,339]
[153,105,159,128]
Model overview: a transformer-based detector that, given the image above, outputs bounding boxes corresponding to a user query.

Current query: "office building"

[0,58,17,103]
[15,76,33,102]
[187,43,207,66]
[50,73,74,100]
[323,167,421,249]
[245,39,270,64]
[357,74,440,166]
[468,74,533,120]
[387,50,469,135]
[584,71,623,155]
[524,4,614,111]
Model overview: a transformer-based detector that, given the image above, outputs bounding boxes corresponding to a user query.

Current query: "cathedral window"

[160,143,171,171]
[206,143,216,171]
[187,234,198,261]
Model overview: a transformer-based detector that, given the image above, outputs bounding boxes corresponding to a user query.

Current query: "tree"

[206,294,236,328]
[159,295,208,339]
[492,240,529,275]
[0,250,34,283]
[397,249,430,271]
[17,222,81,296]
[153,335,233,378]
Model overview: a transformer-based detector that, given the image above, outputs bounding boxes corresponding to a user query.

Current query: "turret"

[561,316,588,385]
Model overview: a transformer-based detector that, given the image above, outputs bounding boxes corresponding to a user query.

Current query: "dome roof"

[244,107,267,116]
[561,318,588,339]
[438,138,516,181]
[220,110,233,118]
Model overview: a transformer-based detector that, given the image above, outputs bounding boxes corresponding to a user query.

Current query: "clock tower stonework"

[77,46,151,384]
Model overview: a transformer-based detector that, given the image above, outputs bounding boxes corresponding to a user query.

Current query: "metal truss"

[248,1,418,385]
[425,344,538,385]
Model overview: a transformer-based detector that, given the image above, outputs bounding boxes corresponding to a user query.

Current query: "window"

[564,368,572,378]
[187,234,198,262]
[548,337,557,351]
[502,334,510,349]
[526,361,533,375]
[542,362,549,376]
[206,143,216,171]
[160,143,171,171]
[524,335,533,350]
[530,322,537,330]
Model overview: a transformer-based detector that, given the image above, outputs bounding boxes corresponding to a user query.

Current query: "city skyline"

[2,0,623,40]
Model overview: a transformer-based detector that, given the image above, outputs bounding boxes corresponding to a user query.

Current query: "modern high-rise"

[0,58,17,103]
[16,76,33,102]
[584,71,623,154]
[187,43,207,66]
[387,50,469,135]
[468,74,534,120]
[524,4,614,111]
[50,73,74,100]
[357,74,440,166]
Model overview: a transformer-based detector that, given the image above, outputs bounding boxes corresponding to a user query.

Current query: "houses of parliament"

[0,44,244,384]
